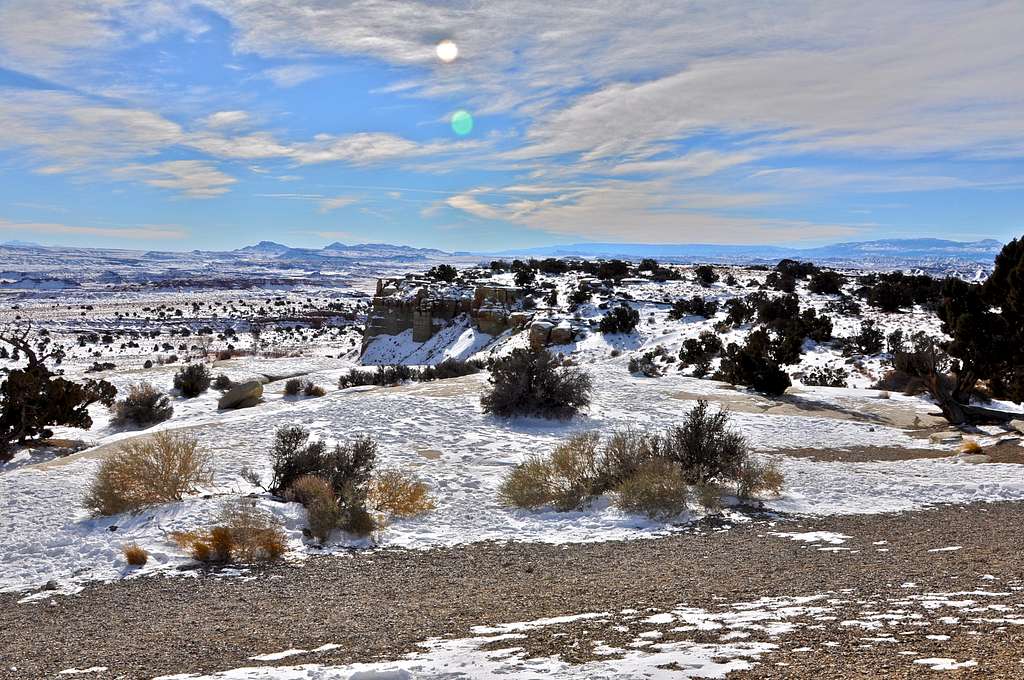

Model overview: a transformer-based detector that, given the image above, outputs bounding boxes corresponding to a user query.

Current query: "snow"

[5,361,1024,594]
[770,532,850,545]
[4,262,1024,597]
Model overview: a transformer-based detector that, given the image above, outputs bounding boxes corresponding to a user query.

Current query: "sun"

[436,39,458,63]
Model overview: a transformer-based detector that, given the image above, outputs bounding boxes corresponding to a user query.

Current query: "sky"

[0,1,1021,253]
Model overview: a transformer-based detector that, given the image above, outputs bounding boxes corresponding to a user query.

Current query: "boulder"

[1009,419,1024,435]
[508,311,531,328]
[528,321,554,350]
[929,431,963,445]
[549,322,573,345]
[218,380,264,410]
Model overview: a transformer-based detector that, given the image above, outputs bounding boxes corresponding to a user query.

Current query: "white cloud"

[0,217,186,240]
[318,196,357,213]
[113,160,237,198]
[260,64,328,88]
[204,110,250,128]
[444,181,861,244]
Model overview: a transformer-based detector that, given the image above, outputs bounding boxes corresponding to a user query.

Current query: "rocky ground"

[2,502,1022,679]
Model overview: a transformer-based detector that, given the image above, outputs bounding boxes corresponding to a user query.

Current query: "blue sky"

[0,1,1021,252]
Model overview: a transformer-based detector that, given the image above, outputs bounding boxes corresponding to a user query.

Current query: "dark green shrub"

[715,332,792,396]
[112,383,173,427]
[173,363,211,398]
[678,332,724,377]
[694,265,719,285]
[599,304,640,334]
[809,270,845,295]
[0,332,116,459]
[669,296,719,320]
[481,348,592,419]
[426,264,458,282]
[802,365,849,388]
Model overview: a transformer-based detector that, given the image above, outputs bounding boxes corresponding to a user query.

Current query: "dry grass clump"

[286,475,341,543]
[283,378,304,396]
[613,459,688,519]
[736,457,784,499]
[170,501,287,563]
[111,383,173,427]
[303,382,326,398]
[368,469,435,518]
[121,543,149,566]
[284,378,325,398]
[498,456,556,510]
[84,432,211,515]
[271,426,433,542]
[499,401,784,518]
[961,439,984,455]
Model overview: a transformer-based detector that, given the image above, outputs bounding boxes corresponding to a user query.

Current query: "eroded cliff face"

[362,278,527,350]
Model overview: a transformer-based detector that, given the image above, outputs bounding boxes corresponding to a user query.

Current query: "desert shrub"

[500,404,777,516]
[599,304,640,334]
[212,374,233,391]
[694,265,719,285]
[756,294,800,327]
[269,426,381,536]
[613,458,688,519]
[481,348,592,419]
[269,426,377,496]
[303,382,327,397]
[802,365,849,388]
[84,432,212,515]
[595,428,658,488]
[678,332,724,377]
[499,432,602,511]
[0,330,116,460]
[724,297,755,327]
[628,345,670,377]
[112,383,174,427]
[735,457,784,499]
[286,475,340,543]
[122,543,149,566]
[284,378,304,396]
[695,482,722,511]
[173,363,211,398]
[808,270,845,295]
[660,400,748,485]
[337,364,414,389]
[172,501,287,563]
[715,332,792,396]
[825,294,863,317]
[669,296,719,320]
[776,259,819,280]
[765,271,797,293]
[857,272,942,313]
[415,358,483,381]
[499,456,556,510]
[367,469,435,518]
[961,440,984,455]
[568,286,592,306]
[426,263,458,282]
[843,320,885,356]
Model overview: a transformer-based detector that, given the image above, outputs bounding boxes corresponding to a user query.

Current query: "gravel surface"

[2,502,1023,679]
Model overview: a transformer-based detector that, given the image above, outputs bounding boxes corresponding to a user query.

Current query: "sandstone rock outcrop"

[218,380,263,410]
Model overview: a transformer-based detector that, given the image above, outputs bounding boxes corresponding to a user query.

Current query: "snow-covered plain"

[3,261,1024,597]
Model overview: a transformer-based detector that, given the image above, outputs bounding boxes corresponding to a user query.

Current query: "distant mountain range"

[0,237,1008,269]
[488,238,1005,265]
[234,240,449,261]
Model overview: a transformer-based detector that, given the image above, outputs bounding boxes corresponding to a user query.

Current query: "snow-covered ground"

[3,261,1024,597]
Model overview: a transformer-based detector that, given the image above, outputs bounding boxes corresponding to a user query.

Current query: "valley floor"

[2,501,1022,679]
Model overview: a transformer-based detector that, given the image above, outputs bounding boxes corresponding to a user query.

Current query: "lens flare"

[451,109,473,136]
[436,39,458,63]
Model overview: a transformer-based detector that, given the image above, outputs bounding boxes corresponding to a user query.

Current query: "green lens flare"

[451,109,474,136]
